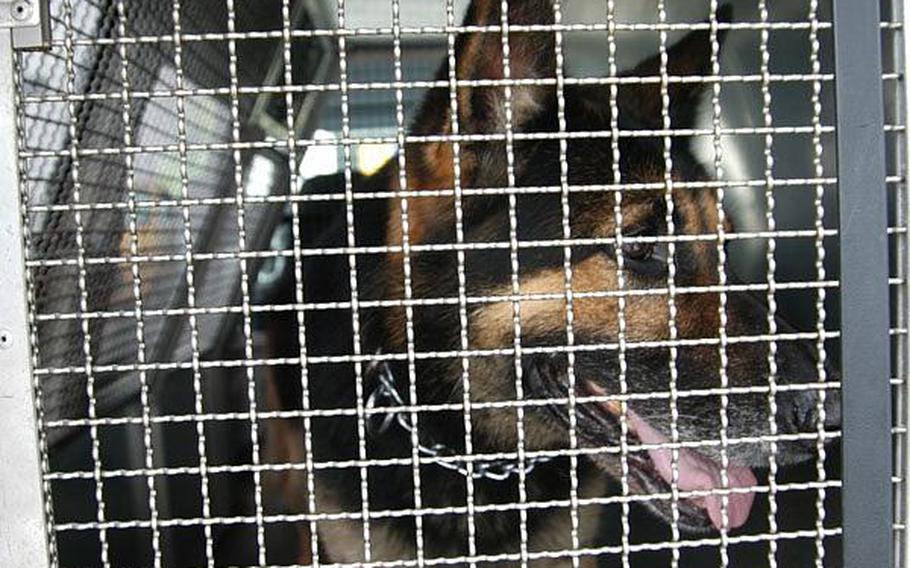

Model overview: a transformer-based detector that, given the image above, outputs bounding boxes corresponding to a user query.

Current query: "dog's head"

[379,0,840,533]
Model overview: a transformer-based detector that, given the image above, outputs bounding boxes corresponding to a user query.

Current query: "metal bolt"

[0,329,11,349]
[11,1,31,21]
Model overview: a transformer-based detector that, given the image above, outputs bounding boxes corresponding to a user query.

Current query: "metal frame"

[900,0,910,561]
[4,0,50,50]
[833,0,893,567]
[882,1,910,565]
[0,27,50,568]
[878,1,910,565]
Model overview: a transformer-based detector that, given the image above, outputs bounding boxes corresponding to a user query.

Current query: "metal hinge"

[0,0,49,50]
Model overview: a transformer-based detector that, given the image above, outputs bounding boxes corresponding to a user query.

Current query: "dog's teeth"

[604,400,622,416]
[585,381,624,418]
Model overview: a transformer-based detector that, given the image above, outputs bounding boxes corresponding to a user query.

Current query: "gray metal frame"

[833,1,893,567]
[882,1,910,564]
[0,27,50,568]
[900,0,910,562]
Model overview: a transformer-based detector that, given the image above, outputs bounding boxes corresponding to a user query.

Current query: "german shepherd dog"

[258,0,841,565]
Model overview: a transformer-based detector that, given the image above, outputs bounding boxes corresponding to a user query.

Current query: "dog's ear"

[397,0,555,244]
[448,0,556,136]
[617,5,732,129]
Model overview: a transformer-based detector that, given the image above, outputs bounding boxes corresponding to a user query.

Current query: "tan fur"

[471,248,671,351]
[313,483,417,564]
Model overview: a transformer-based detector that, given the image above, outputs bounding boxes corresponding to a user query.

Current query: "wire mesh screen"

[10,0,905,566]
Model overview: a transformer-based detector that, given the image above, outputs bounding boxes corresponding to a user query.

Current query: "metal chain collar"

[364,356,555,482]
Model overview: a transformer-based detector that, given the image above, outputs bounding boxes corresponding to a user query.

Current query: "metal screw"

[11,1,31,21]
[0,329,12,349]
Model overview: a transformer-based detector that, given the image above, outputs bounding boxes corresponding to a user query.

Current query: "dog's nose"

[791,387,841,434]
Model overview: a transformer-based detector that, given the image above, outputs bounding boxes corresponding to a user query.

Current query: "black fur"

[258,2,841,565]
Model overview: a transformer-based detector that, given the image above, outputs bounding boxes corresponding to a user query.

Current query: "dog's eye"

[621,240,654,261]
[615,234,670,278]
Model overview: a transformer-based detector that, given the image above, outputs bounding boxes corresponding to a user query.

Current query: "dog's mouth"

[584,381,757,532]
[524,357,758,532]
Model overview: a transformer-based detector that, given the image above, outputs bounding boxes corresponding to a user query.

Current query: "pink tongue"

[627,410,757,530]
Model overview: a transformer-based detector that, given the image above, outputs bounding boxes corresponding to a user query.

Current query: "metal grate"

[0,0,905,566]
